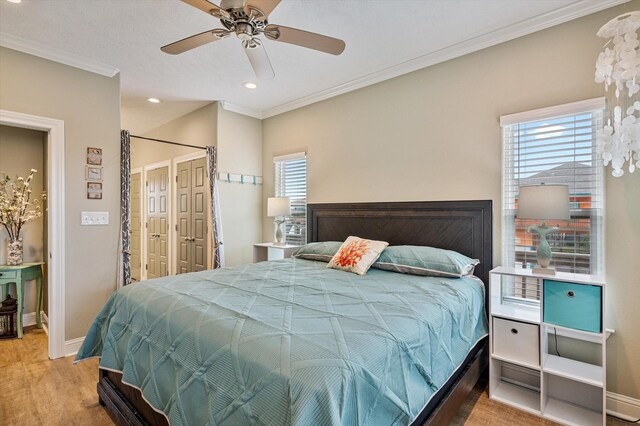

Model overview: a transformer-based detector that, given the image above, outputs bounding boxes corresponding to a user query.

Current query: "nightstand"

[0,262,45,338]
[253,243,302,263]
[489,266,607,426]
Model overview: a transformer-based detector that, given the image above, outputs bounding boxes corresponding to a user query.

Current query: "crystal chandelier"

[595,11,640,177]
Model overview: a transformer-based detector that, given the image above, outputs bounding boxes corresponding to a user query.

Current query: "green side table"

[0,262,44,338]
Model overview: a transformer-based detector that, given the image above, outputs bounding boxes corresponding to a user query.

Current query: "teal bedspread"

[76,258,487,426]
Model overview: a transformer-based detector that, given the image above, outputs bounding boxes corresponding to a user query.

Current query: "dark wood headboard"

[307,200,493,288]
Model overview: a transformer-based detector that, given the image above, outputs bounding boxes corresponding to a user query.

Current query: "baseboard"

[22,310,46,327]
[607,391,640,421]
[64,336,85,357]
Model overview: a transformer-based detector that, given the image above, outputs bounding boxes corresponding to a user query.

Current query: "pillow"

[292,241,342,263]
[327,236,389,276]
[372,245,479,278]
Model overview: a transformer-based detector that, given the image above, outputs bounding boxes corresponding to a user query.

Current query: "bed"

[78,200,493,426]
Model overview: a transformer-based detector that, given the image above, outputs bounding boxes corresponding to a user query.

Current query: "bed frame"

[98,200,493,426]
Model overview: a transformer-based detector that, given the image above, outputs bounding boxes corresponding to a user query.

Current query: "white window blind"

[502,100,605,294]
[274,153,307,245]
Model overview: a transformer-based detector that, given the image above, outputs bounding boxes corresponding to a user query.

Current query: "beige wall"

[0,125,46,315]
[217,105,262,265]
[0,47,121,340]
[132,103,262,267]
[262,3,640,398]
[132,103,217,170]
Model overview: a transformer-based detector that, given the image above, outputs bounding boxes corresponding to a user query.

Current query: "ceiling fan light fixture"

[147,98,161,104]
[243,82,257,89]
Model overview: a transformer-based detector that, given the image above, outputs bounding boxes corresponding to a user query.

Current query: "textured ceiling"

[0,0,624,133]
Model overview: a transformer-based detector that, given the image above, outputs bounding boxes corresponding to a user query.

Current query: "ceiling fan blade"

[181,0,230,19]
[243,40,275,80]
[264,24,345,55]
[244,0,281,21]
[161,29,230,55]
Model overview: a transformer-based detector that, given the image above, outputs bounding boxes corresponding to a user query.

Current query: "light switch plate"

[81,211,109,225]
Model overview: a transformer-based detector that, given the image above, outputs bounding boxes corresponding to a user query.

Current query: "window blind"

[502,101,604,293]
[274,153,307,245]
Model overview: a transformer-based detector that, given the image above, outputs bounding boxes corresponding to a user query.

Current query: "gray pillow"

[292,241,343,263]
[372,245,479,278]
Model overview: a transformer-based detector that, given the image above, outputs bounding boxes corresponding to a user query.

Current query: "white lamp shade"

[267,197,291,217]
[517,184,571,220]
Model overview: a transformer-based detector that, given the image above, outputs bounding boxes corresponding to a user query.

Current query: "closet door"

[130,172,142,281]
[147,166,169,278]
[176,161,191,274]
[191,157,208,272]
[175,158,209,274]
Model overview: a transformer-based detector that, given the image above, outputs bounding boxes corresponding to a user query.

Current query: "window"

[274,152,307,245]
[501,99,605,302]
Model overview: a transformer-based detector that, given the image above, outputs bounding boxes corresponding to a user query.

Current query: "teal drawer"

[543,280,601,333]
[0,270,18,279]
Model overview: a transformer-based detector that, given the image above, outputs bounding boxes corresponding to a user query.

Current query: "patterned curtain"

[206,146,224,268]
[118,130,132,287]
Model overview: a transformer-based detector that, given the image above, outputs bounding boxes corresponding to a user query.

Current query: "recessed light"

[6,0,22,3]
[147,98,160,103]
[243,82,257,89]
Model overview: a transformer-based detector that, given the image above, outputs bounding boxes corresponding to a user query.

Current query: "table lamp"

[267,197,291,245]
[517,184,570,275]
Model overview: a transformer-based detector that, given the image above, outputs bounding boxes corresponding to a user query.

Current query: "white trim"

[500,97,606,126]
[172,150,207,165]
[261,1,624,119]
[142,160,173,280]
[0,32,119,78]
[219,101,262,119]
[41,311,49,335]
[64,336,85,357]
[0,109,65,360]
[273,152,306,163]
[607,391,640,421]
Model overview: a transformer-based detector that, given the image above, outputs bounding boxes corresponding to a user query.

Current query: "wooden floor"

[0,328,628,426]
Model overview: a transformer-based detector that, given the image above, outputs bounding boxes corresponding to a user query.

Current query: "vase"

[7,238,23,266]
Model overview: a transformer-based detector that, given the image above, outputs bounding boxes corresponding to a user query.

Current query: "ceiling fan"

[161,0,346,80]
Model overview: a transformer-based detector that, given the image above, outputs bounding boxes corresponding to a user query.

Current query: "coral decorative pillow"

[327,236,389,276]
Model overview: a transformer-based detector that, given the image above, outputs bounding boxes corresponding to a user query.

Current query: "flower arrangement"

[0,169,45,265]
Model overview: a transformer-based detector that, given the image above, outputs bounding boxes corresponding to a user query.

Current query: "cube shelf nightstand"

[253,243,302,263]
[489,266,607,426]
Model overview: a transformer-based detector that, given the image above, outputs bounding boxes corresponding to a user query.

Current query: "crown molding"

[0,32,119,78]
[220,101,263,119]
[261,0,628,119]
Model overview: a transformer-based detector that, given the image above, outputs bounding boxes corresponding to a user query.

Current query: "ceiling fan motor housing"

[235,22,254,41]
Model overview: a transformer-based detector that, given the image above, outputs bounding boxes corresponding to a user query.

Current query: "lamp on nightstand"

[267,197,290,245]
[517,184,571,275]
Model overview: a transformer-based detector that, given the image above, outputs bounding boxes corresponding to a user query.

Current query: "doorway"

[0,109,66,359]
[0,124,47,338]
[130,136,211,279]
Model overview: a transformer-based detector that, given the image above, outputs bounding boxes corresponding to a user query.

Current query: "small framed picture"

[87,147,102,165]
[86,166,103,181]
[87,182,103,200]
